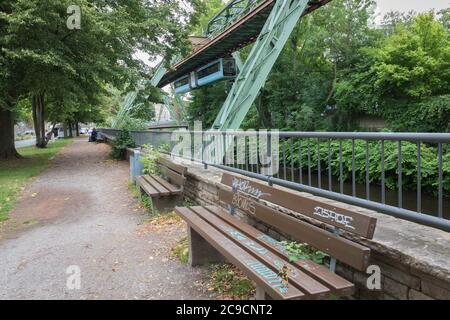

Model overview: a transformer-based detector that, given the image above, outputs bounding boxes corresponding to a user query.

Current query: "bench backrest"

[219,173,377,271]
[157,157,187,188]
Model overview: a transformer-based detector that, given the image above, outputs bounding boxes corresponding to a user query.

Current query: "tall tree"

[0,0,198,158]
[335,12,450,132]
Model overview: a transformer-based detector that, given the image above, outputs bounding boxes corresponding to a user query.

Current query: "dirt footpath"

[0,139,214,300]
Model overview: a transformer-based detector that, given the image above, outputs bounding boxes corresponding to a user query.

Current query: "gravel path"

[0,139,213,300]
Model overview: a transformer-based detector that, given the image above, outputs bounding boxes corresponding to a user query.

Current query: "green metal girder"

[212,0,310,130]
[158,88,187,124]
[150,61,167,87]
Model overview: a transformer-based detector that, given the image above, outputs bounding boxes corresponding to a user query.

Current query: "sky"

[374,0,449,22]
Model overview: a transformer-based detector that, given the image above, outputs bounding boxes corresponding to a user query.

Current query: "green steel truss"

[212,0,310,130]
[117,61,187,126]
[157,89,187,123]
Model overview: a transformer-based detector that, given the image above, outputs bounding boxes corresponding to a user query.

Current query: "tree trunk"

[0,108,21,160]
[68,121,73,138]
[32,93,48,148]
[255,91,272,128]
[75,122,80,137]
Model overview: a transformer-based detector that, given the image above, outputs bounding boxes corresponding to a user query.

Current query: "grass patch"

[0,139,73,221]
[128,182,158,217]
[182,198,196,208]
[209,264,255,300]
[171,236,189,264]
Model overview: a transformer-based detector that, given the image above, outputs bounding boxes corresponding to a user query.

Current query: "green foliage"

[140,145,161,175]
[171,237,189,265]
[128,182,158,216]
[0,139,72,221]
[282,241,328,265]
[140,193,156,216]
[281,138,450,195]
[110,130,136,160]
[209,264,255,300]
[157,143,172,154]
[0,0,199,152]
[182,198,196,208]
[335,12,450,132]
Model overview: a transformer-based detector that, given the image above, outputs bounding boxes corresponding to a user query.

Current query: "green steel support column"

[154,61,188,124]
[212,0,310,130]
[150,62,167,87]
[232,51,244,72]
[158,86,187,124]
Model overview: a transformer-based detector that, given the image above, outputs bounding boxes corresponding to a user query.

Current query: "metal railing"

[99,128,174,149]
[99,128,450,232]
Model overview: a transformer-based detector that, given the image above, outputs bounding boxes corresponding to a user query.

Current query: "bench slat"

[157,157,187,176]
[219,189,371,271]
[150,175,182,194]
[221,173,377,239]
[175,206,305,300]
[161,166,186,187]
[136,176,160,197]
[143,175,171,196]
[190,206,330,298]
[205,206,354,294]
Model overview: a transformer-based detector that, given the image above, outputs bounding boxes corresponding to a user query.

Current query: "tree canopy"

[0,0,201,157]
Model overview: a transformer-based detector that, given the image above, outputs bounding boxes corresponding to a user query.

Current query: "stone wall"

[176,157,450,300]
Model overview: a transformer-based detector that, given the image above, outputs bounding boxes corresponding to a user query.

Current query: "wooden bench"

[136,157,187,213]
[175,172,377,300]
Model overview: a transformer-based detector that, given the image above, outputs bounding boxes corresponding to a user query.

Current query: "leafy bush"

[282,241,328,265]
[110,130,136,160]
[157,143,171,154]
[140,145,161,175]
[140,144,172,175]
[280,138,450,195]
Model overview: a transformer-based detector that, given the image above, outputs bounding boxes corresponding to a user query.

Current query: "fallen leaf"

[31,193,38,198]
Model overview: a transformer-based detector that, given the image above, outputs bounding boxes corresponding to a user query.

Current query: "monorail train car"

[174,58,237,94]
[173,75,190,94]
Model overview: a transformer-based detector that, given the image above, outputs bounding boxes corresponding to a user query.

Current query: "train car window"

[197,61,221,80]
[223,59,236,77]
[174,76,189,88]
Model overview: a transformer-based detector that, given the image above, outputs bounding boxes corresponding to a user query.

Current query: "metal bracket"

[329,227,343,273]
[212,0,310,131]
[229,185,238,216]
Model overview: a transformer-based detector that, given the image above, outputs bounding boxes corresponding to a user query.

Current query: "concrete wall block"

[353,271,369,288]
[375,259,420,290]
[408,289,433,300]
[421,280,450,300]
[336,263,354,283]
[383,276,409,300]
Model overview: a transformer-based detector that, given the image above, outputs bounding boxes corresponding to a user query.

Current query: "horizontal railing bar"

[99,128,450,230]
[207,162,450,233]
[99,128,450,143]
[133,130,450,143]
